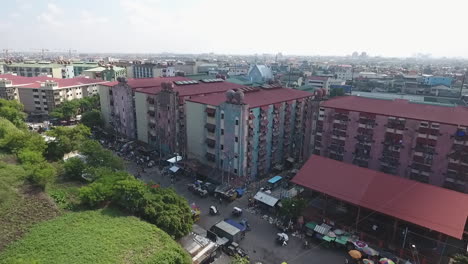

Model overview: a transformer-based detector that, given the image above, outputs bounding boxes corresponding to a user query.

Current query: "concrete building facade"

[314,96,468,193]
[0,74,106,113]
[2,62,98,79]
[128,64,175,79]
[99,77,246,156]
[185,86,319,180]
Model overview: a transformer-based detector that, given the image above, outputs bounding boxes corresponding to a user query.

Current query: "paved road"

[127,162,345,264]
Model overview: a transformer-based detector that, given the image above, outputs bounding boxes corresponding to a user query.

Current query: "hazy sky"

[1,0,467,57]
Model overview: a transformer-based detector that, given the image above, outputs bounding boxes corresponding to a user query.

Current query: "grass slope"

[0,209,191,264]
[0,162,60,251]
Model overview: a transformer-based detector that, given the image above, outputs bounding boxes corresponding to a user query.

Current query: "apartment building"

[127,63,176,79]
[314,95,468,192]
[0,74,106,113]
[83,66,127,81]
[2,62,98,78]
[99,77,245,156]
[306,76,345,94]
[185,85,320,180]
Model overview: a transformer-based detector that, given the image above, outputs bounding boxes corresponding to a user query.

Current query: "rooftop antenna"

[68,49,77,59]
[41,49,49,59]
[459,70,466,99]
[2,49,9,59]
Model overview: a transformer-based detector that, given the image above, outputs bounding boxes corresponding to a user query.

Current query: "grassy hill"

[0,209,191,264]
[0,161,60,251]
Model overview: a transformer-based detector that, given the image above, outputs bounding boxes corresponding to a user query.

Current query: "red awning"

[291,155,468,239]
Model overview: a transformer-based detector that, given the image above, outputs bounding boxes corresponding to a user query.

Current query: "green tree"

[63,157,87,181]
[78,95,100,112]
[50,100,80,121]
[231,255,250,264]
[45,125,91,160]
[0,118,46,154]
[81,110,104,128]
[279,198,307,219]
[0,99,27,129]
[454,254,468,264]
[330,87,345,97]
[18,149,56,189]
[79,140,123,170]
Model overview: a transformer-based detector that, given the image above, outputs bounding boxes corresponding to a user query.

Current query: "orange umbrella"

[348,250,362,259]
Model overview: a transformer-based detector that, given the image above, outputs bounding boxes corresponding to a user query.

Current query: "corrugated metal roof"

[291,155,468,239]
[254,191,279,207]
[322,95,468,126]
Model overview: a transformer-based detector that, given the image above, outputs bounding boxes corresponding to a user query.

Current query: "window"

[221,129,224,135]
[221,113,224,119]
[43,96,46,99]
[35,107,41,110]
[33,89,38,92]
[235,119,239,125]
[221,144,224,150]
[167,106,170,110]
[234,169,238,174]
[235,137,238,142]
[168,119,170,124]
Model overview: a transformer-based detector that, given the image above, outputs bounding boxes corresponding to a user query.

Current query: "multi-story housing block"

[0,74,106,113]
[2,62,98,78]
[314,96,468,192]
[127,63,175,79]
[99,77,244,156]
[185,85,319,180]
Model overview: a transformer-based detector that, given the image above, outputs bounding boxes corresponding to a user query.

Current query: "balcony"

[205,108,216,117]
[147,110,156,117]
[414,144,436,154]
[205,138,216,148]
[205,152,216,162]
[205,123,216,133]
[355,134,374,143]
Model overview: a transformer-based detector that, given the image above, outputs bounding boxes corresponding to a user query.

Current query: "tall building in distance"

[0,74,106,114]
[185,85,321,180]
[314,95,468,192]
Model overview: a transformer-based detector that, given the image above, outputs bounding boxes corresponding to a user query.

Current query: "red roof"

[307,76,328,81]
[0,74,106,88]
[186,87,312,108]
[133,78,246,97]
[291,155,468,239]
[322,96,468,126]
[100,77,189,88]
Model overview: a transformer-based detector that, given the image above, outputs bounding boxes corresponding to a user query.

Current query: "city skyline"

[1,0,468,58]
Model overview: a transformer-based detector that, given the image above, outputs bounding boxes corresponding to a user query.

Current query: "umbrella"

[353,240,368,248]
[361,246,379,256]
[363,259,374,264]
[327,231,337,238]
[333,229,346,235]
[379,258,395,264]
[348,250,362,259]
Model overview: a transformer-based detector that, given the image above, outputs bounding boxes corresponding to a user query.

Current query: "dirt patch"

[0,185,61,251]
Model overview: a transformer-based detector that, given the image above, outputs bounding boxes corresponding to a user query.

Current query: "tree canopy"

[454,254,468,264]
[79,169,193,239]
[45,125,91,160]
[81,110,104,128]
[78,140,124,171]
[50,96,100,121]
[279,198,307,219]
[0,99,27,129]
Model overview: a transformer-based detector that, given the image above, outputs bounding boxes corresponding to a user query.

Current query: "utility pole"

[41,49,49,60]
[2,49,9,59]
[459,70,466,99]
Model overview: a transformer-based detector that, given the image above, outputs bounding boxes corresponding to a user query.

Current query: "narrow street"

[127,162,345,264]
